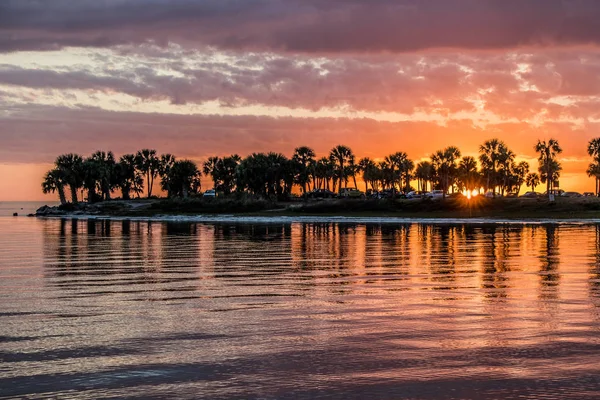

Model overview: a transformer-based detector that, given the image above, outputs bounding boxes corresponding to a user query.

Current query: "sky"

[2,0,600,200]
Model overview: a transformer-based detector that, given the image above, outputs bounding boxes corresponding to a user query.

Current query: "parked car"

[338,188,365,199]
[306,189,336,199]
[203,189,217,198]
[428,190,445,199]
[406,191,429,199]
[519,191,540,198]
[562,191,583,198]
[377,188,407,199]
[584,192,596,197]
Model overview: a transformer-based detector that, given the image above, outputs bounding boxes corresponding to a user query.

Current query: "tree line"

[42,137,586,204]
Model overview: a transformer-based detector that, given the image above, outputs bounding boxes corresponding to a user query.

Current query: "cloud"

[4,48,600,123]
[0,103,597,164]
[2,0,600,53]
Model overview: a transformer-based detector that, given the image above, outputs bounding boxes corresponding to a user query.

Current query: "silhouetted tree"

[525,172,540,193]
[159,154,177,197]
[292,146,316,194]
[135,149,160,198]
[88,151,117,201]
[535,139,562,197]
[457,156,480,193]
[431,146,461,198]
[479,138,512,196]
[329,145,354,193]
[55,153,84,203]
[168,160,201,198]
[42,169,67,205]
[358,157,377,192]
[415,161,434,192]
[116,154,142,200]
[587,138,600,195]
[203,156,221,190]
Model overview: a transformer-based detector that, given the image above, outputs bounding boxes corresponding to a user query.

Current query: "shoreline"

[28,197,600,224]
[32,213,600,225]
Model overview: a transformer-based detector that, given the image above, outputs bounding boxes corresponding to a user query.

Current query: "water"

[2,217,600,399]
[0,201,58,217]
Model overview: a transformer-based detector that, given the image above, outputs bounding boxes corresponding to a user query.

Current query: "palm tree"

[348,155,359,189]
[88,151,117,201]
[116,154,142,200]
[55,153,84,203]
[236,153,269,196]
[329,145,354,193]
[385,152,408,192]
[168,160,201,198]
[82,157,102,203]
[314,157,333,190]
[497,147,516,195]
[415,161,434,192]
[431,146,461,198]
[588,138,600,161]
[292,146,316,194]
[587,164,600,196]
[511,161,529,195]
[220,155,241,195]
[400,158,415,192]
[525,173,540,193]
[479,139,511,196]
[159,154,177,198]
[587,138,600,195]
[203,156,221,190]
[358,157,377,192]
[457,156,479,193]
[42,169,67,205]
[535,139,562,198]
[135,149,160,198]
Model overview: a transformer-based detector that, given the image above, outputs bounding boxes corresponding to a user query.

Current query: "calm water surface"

[1,217,600,399]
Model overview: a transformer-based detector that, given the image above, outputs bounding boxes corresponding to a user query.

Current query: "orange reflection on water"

[3,218,600,398]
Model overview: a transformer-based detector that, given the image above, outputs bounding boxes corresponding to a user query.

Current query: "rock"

[35,205,50,215]
[35,205,66,216]
[12,212,18,217]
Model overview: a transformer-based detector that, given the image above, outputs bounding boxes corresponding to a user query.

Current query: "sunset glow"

[3,1,600,199]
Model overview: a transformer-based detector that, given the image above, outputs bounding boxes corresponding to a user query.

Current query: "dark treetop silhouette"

[42,138,589,205]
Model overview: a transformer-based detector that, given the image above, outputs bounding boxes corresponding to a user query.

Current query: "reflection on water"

[2,218,600,399]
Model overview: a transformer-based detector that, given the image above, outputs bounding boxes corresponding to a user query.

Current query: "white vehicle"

[203,189,217,198]
[407,191,428,199]
[428,190,444,199]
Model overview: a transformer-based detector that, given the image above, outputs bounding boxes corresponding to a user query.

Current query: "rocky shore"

[35,200,155,217]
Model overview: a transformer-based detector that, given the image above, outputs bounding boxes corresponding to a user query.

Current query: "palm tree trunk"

[58,185,67,205]
[70,185,78,204]
[147,173,151,198]
[547,163,551,197]
[340,162,345,191]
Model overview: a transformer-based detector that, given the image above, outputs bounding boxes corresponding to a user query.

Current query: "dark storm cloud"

[2,0,600,53]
